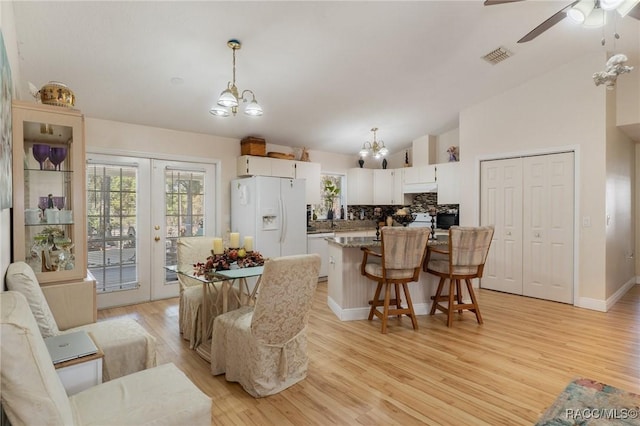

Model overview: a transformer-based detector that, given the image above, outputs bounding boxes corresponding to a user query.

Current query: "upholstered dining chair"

[423,226,495,327]
[210,254,321,397]
[360,227,431,334]
[176,237,238,348]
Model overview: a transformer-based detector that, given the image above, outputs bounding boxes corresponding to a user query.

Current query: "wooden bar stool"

[423,226,494,327]
[361,227,430,334]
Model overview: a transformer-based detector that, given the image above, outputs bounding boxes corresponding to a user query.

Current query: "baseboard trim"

[575,277,637,312]
[327,296,431,321]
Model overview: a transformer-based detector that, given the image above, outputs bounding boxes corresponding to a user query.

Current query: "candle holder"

[428,207,437,240]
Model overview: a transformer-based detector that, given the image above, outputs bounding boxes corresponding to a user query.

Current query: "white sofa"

[1,291,212,426]
[6,262,156,381]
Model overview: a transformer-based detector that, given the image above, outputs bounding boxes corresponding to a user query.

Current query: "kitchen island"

[326,236,448,321]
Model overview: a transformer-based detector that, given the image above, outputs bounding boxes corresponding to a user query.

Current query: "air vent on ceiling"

[482,46,512,65]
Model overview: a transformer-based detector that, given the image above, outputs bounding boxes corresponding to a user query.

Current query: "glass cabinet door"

[12,101,87,284]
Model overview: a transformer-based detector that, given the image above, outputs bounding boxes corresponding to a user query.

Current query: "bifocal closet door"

[480,158,523,294]
[522,152,574,303]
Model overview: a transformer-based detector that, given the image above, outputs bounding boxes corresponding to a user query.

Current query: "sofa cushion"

[6,262,60,338]
[70,363,211,426]
[69,318,157,382]
[0,292,74,425]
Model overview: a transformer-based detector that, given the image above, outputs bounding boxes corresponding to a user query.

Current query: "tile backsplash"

[343,193,458,221]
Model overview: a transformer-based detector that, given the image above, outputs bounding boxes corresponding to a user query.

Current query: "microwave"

[436,212,459,230]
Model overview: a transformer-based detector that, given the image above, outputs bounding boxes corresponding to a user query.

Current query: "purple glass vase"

[32,144,50,170]
[49,147,68,171]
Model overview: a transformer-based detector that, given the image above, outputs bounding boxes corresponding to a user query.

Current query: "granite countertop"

[327,236,449,248]
[307,227,377,235]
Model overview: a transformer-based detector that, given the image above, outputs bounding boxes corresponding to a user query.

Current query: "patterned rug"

[535,378,640,425]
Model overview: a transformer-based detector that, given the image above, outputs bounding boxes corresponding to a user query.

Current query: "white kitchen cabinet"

[347,168,373,205]
[237,155,271,176]
[373,169,403,205]
[237,155,296,178]
[270,158,296,178]
[295,161,321,204]
[403,165,436,184]
[435,162,460,205]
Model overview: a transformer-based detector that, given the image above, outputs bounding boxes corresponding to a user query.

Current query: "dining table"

[165,264,264,361]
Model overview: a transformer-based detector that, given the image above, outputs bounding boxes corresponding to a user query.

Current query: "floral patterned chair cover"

[424,226,495,327]
[210,254,321,397]
[361,227,431,333]
[177,237,238,348]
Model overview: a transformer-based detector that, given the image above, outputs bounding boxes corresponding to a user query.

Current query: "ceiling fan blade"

[517,0,580,43]
[484,0,525,5]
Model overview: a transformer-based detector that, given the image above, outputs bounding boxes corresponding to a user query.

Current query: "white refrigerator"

[231,176,307,260]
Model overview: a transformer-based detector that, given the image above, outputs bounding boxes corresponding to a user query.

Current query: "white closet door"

[480,158,523,294]
[522,152,574,303]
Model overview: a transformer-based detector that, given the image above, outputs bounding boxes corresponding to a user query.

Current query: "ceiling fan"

[485,0,640,43]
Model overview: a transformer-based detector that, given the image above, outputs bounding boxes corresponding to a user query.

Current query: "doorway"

[86,154,218,308]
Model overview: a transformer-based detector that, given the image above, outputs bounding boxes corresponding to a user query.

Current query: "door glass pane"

[87,164,138,293]
[164,169,206,283]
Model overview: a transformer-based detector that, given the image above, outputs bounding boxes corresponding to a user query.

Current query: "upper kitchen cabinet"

[294,161,321,205]
[436,162,461,205]
[347,168,373,205]
[237,155,296,178]
[373,169,403,205]
[403,165,436,184]
[12,101,88,285]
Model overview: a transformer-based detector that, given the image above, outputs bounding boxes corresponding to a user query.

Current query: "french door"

[86,154,217,308]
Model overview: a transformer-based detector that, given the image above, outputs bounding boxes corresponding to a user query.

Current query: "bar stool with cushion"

[360,227,430,334]
[423,226,494,327]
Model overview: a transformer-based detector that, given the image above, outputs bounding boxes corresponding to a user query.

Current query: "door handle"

[155,236,160,242]
[154,225,160,230]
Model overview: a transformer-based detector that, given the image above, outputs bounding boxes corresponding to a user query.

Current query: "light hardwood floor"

[98,282,640,425]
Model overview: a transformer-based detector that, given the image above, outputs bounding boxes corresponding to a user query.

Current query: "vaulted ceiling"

[11,1,640,155]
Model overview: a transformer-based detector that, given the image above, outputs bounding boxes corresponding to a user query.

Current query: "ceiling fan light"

[600,0,624,9]
[616,0,640,16]
[567,0,595,23]
[583,7,606,27]
[217,89,238,107]
[244,99,263,116]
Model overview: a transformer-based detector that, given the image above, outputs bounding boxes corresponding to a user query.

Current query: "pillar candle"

[244,236,254,252]
[213,237,224,254]
[229,232,240,249]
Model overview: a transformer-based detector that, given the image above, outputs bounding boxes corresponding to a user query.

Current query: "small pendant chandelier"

[359,127,389,159]
[210,39,263,117]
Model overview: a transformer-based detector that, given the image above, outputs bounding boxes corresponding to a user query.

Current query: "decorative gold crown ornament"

[38,81,75,108]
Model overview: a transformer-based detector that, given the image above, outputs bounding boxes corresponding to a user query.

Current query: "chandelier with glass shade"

[359,127,389,159]
[210,39,263,117]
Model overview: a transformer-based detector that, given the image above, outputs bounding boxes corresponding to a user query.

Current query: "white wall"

[459,52,608,303]
[1,1,22,290]
[636,145,640,280]
[605,87,636,299]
